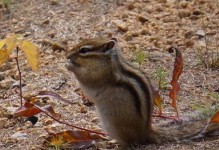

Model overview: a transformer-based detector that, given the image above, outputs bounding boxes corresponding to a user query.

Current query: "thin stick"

[153,113,179,121]
[14,90,106,136]
[34,103,107,136]
[15,47,23,106]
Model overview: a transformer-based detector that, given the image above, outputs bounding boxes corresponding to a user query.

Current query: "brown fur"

[66,37,219,147]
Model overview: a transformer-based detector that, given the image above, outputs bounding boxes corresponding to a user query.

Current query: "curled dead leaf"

[44,130,103,149]
[168,47,183,117]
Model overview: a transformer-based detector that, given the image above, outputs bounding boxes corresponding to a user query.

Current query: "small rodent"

[66,37,219,147]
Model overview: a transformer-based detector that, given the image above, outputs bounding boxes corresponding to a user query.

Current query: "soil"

[0,0,219,149]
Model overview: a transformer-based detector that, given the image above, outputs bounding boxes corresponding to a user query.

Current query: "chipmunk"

[66,37,219,147]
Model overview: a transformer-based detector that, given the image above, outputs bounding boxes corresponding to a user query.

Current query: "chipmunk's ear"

[104,38,117,52]
[111,38,117,43]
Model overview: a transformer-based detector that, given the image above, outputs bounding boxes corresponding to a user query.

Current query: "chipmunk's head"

[66,37,117,84]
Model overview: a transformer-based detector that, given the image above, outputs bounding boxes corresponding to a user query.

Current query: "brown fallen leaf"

[153,90,163,114]
[210,111,219,123]
[168,47,183,117]
[14,96,60,119]
[44,130,103,149]
[150,85,162,114]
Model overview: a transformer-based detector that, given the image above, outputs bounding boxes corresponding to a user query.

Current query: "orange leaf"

[44,130,102,149]
[168,47,183,116]
[153,90,162,114]
[14,102,41,117]
[210,111,219,123]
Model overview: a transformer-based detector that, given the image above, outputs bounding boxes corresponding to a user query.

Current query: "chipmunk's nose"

[65,59,73,70]
[66,59,71,64]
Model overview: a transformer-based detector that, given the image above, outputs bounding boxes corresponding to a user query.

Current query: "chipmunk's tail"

[152,106,219,144]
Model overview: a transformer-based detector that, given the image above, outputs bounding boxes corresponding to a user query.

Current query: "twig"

[153,113,179,121]
[15,47,23,106]
[14,90,107,136]
[34,103,107,136]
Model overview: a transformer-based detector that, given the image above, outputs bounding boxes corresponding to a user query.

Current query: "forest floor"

[0,0,219,149]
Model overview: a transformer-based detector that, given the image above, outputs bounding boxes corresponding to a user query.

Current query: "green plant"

[191,92,219,118]
[193,1,219,70]
[195,41,219,70]
[155,67,168,90]
[134,49,147,65]
[0,33,39,105]
[0,0,12,10]
[208,92,219,102]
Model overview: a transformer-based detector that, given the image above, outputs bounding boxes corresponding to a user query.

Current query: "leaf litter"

[0,0,219,149]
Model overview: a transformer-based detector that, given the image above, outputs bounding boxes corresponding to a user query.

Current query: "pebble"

[195,29,205,38]
[158,0,166,3]
[178,9,191,18]
[137,14,149,23]
[116,23,128,32]
[145,6,154,13]
[185,40,195,47]
[0,118,7,129]
[44,118,53,125]
[193,9,203,16]
[141,29,151,35]
[124,33,133,41]
[127,3,135,10]
[50,0,59,5]
[12,81,26,88]
[11,132,29,140]
[13,71,20,80]
[180,1,188,8]
[24,121,33,128]
[132,32,140,37]
[163,16,178,23]
[155,4,164,12]
[91,117,99,123]
[121,13,128,19]
[190,15,200,20]
[0,78,15,89]
[80,106,87,114]
[41,19,50,25]
[5,106,17,115]
[0,72,5,81]
[0,63,12,72]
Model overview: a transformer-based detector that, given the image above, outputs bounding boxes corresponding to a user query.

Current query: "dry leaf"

[15,101,41,117]
[153,90,162,114]
[14,96,59,119]
[44,130,102,149]
[0,34,18,66]
[20,40,39,71]
[0,39,6,49]
[6,33,18,53]
[0,48,11,66]
[210,111,219,123]
[168,47,183,116]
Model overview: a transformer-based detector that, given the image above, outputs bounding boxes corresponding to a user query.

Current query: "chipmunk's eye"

[79,47,90,54]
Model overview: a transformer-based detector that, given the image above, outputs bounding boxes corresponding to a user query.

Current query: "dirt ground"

[0,0,219,149]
